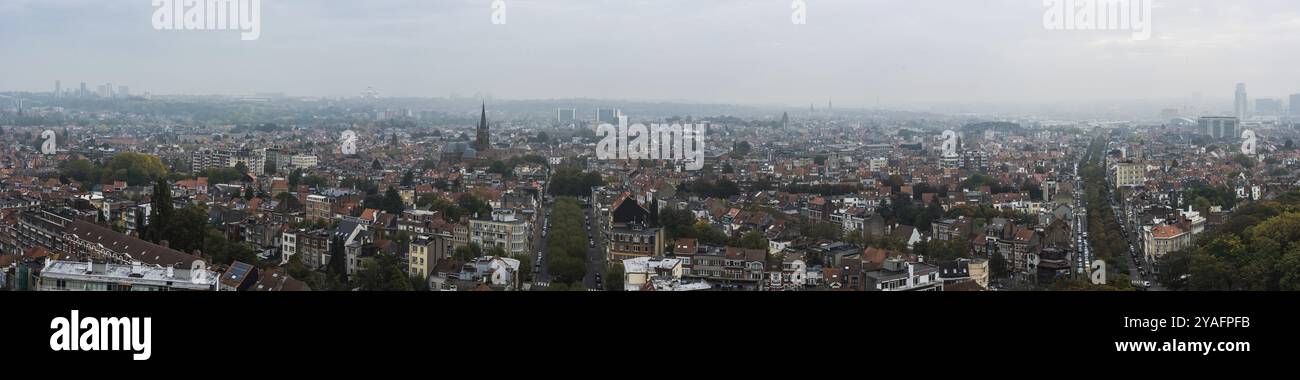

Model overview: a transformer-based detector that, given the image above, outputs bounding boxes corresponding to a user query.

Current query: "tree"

[416,193,440,209]
[382,186,405,214]
[454,242,483,262]
[303,175,327,189]
[59,159,99,183]
[683,178,740,198]
[1231,154,1256,169]
[730,141,751,159]
[234,161,249,174]
[457,194,492,218]
[147,179,174,244]
[372,159,383,170]
[288,168,303,189]
[328,235,349,284]
[804,222,842,241]
[244,186,255,200]
[660,207,698,240]
[648,198,660,228]
[549,167,605,197]
[197,167,244,185]
[104,152,169,186]
[545,197,589,285]
[989,251,1008,279]
[401,170,415,187]
[734,230,768,250]
[357,255,414,291]
[487,160,511,176]
[606,262,625,291]
[203,226,256,266]
[1278,248,1300,291]
[167,205,209,255]
[514,254,534,282]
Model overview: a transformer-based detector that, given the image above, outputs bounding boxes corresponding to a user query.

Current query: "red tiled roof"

[1152,225,1185,239]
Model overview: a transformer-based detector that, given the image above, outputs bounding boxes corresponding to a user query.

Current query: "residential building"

[469,209,530,257]
[409,233,453,280]
[863,258,943,291]
[621,257,683,291]
[1112,160,1145,189]
[39,259,217,291]
[1142,224,1191,262]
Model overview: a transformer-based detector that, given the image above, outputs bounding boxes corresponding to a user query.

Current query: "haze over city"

[2,0,1298,112]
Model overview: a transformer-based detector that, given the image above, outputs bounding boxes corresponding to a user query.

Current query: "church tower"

[475,102,491,151]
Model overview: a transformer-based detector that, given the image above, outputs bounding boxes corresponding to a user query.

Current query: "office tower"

[557,108,576,125]
[55,80,61,98]
[1198,116,1239,139]
[782,112,789,129]
[1256,98,1283,116]
[1235,83,1248,119]
[79,82,87,97]
[1291,94,1300,117]
[596,108,619,124]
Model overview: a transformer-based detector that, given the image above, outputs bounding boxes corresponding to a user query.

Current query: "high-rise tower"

[1235,83,1249,119]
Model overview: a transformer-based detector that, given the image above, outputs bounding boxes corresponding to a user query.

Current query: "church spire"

[475,102,490,151]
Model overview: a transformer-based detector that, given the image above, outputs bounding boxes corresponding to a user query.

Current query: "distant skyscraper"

[1291,94,1300,117]
[1199,116,1239,139]
[596,108,618,124]
[557,108,576,125]
[782,112,789,129]
[1256,98,1283,116]
[79,82,87,97]
[475,103,491,151]
[55,80,61,98]
[1235,83,1248,119]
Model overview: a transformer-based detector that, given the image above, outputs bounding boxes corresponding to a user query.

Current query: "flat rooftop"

[41,260,217,290]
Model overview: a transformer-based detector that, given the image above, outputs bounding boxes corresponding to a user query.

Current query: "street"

[529,196,605,291]
[583,204,605,290]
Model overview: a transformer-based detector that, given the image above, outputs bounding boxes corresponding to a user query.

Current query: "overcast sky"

[2,0,1298,109]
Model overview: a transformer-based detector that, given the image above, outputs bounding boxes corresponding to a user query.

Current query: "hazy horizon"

[3,0,1299,109]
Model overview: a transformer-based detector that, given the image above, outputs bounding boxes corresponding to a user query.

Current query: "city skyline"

[2,0,1299,109]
